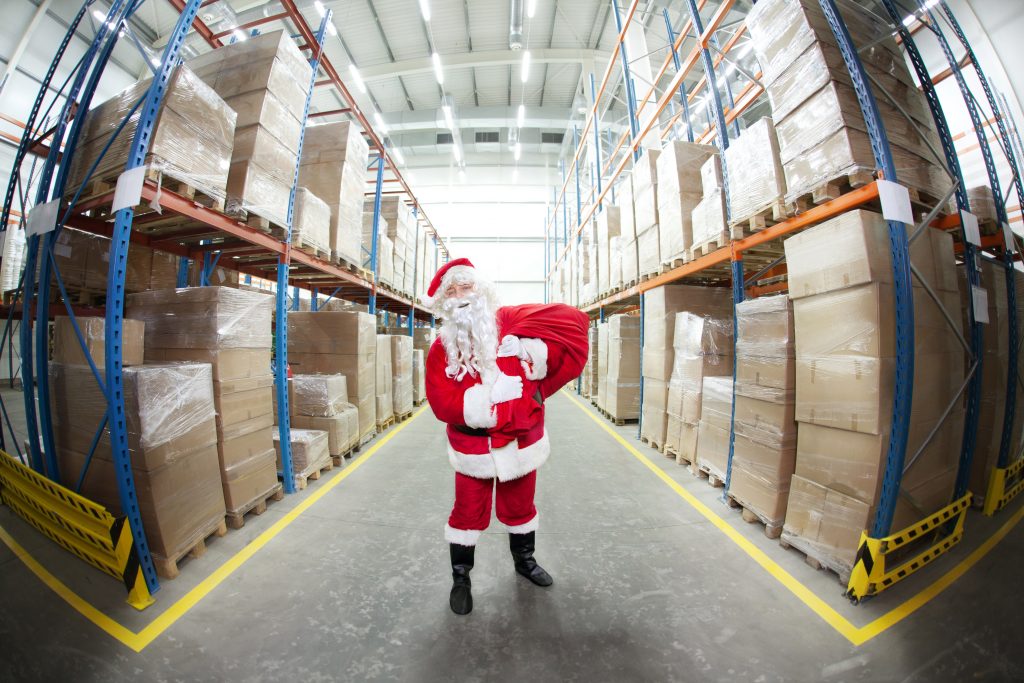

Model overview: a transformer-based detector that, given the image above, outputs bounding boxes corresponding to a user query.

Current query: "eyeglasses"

[445,282,475,298]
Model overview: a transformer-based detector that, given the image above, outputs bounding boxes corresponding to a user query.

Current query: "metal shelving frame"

[0,0,448,604]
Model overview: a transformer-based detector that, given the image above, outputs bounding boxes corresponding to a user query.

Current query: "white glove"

[490,372,523,404]
[497,334,528,360]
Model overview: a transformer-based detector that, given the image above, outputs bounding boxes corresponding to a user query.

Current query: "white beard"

[439,291,499,383]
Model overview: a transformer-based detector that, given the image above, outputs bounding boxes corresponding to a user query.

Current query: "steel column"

[723,256,744,497]
[369,154,384,315]
[663,9,695,143]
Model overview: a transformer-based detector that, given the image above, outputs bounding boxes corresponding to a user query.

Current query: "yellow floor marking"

[562,390,1024,646]
[0,406,429,653]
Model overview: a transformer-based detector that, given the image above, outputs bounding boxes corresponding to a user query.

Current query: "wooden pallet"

[727,494,784,540]
[331,444,358,467]
[226,483,284,530]
[395,410,414,423]
[74,167,226,215]
[293,454,334,491]
[152,517,227,580]
[660,258,686,274]
[729,196,790,232]
[779,531,852,585]
[639,435,662,452]
[695,464,725,488]
[687,222,753,262]
[784,170,876,216]
[359,428,376,446]
[376,415,396,431]
[413,398,427,407]
[292,238,331,261]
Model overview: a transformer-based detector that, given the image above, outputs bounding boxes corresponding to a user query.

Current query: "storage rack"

[544,0,1023,600]
[0,0,448,601]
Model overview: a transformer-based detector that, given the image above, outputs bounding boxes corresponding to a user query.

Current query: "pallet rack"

[0,0,447,603]
[546,0,1024,601]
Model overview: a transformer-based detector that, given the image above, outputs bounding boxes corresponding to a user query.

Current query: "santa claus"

[421,258,589,615]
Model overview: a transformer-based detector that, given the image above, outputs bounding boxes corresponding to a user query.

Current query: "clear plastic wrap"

[949,186,998,225]
[126,286,273,349]
[188,30,311,103]
[736,354,795,394]
[672,311,733,357]
[221,448,278,513]
[225,156,293,227]
[292,373,349,417]
[698,376,734,431]
[696,419,731,479]
[782,474,872,573]
[222,88,302,151]
[391,335,414,414]
[597,207,621,295]
[0,223,26,294]
[735,295,794,358]
[640,378,669,443]
[608,236,623,291]
[784,209,890,299]
[691,189,727,247]
[728,455,793,526]
[656,189,702,262]
[377,236,395,286]
[413,349,426,404]
[724,118,787,222]
[700,155,722,197]
[66,65,235,203]
[732,392,797,450]
[293,188,331,254]
[274,428,330,474]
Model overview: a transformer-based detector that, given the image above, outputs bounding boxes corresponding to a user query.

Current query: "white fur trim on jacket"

[447,431,550,482]
[445,524,482,546]
[463,383,497,429]
[519,337,548,381]
[504,513,539,534]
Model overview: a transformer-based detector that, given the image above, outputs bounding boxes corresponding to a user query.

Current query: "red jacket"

[426,303,589,481]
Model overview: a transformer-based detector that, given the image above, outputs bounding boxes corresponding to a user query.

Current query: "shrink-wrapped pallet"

[293,188,331,256]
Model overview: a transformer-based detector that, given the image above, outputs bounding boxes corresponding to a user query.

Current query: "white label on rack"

[112,165,147,212]
[0,231,5,254]
[961,210,981,246]
[972,285,989,324]
[54,243,72,259]
[217,268,225,282]
[1003,222,1016,253]
[26,199,59,236]
[877,179,914,225]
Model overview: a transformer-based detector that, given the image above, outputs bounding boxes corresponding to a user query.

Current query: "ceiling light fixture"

[514,143,522,161]
[453,144,463,162]
[517,104,525,128]
[419,0,431,21]
[520,50,531,83]
[348,64,367,93]
[527,0,537,19]
[432,52,444,85]
[314,1,326,17]
[442,104,455,130]
[327,22,337,36]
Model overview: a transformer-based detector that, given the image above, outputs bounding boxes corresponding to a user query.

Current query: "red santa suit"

[426,303,589,545]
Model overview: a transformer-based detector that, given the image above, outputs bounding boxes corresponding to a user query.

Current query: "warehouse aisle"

[2,390,1023,681]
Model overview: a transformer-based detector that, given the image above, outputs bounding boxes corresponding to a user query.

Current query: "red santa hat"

[420,257,475,307]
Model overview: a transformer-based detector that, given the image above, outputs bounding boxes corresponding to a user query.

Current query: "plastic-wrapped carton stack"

[289,374,359,460]
[730,296,797,528]
[783,209,964,575]
[657,142,717,265]
[584,325,600,400]
[747,0,945,203]
[274,429,330,487]
[413,350,426,405]
[724,118,787,222]
[126,287,278,519]
[605,315,641,420]
[391,335,414,417]
[632,150,662,277]
[596,207,621,297]
[288,311,377,444]
[52,360,226,572]
[378,197,418,297]
[695,376,735,478]
[691,155,728,251]
[577,225,597,305]
[66,65,235,207]
[596,322,610,410]
[617,177,639,286]
[188,30,312,227]
[641,285,732,451]
[376,334,395,426]
[292,188,331,257]
[362,209,394,286]
[1,224,26,295]
[52,316,144,369]
[666,313,733,467]
[608,236,624,291]
[299,121,370,266]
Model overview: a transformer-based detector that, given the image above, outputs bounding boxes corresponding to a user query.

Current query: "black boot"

[509,531,553,587]
[449,543,474,615]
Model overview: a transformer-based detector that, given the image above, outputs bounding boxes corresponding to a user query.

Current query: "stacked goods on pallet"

[1,225,26,296]
[730,296,797,528]
[51,358,226,572]
[657,141,717,266]
[747,0,945,204]
[378,197,418,297]
[783,209,964,575]
[608,236,624,292]
[596,322,610,410]
[274,429,330,487]
[289,374,359,460]
[583,325,600,399]
[725,118,787,224]
[52,316,144,369]
[632,150,662,277]
[65,65,235,206]
[411,327,436,353]
[376,334,394,426]
[292,188,331,257]
[666,312,733,466]
[596,207,621,297]
[948,187,999,232]
[187,259,240,288]
[126,287,279,519]
[188,31,313,228]
[691,155,727,255]
[299,120,370,266]
[362,209,394,286]
[413,350,426,405]
[617,177,639,286]
[605,315,641,421]
[576,224,597,305]
[391,335,414,417]
[695,376,735,479]
[288,311,377,444]
[642,285,732,451]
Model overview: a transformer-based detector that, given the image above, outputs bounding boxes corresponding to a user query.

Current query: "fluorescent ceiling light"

[453,144,462,162]
[514,143,522,161]
[517,104,525,128]
[442,104,455,130]
[327,22,337,36]
[314,1,326,17]
[374,112,388,134]
[521,51,531,83]
[349,64,367,93]
[233,29,247,42]
[527,0,537,19]
[419,0,431,21]
[432,52,444,85]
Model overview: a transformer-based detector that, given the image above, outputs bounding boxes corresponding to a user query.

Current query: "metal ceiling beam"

[363,0,414,111]
[356,48,610,82]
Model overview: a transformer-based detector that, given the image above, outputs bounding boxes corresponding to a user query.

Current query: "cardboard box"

[728,463,791,525]
[725,117,787,221]
[735,295,793,358]
[126,287,273,350]
[291,374,348,417]
[733,393,796,447]
[733,431,797,482]
[643,285,732,381]
[144,347,270,381]
[784,209,891,299]
[783,474,872,570]
[221,89,301,150]
[736,354,796,394]
[606,382,641,420]
[696,421,731,479]
[225,159,292,226]
[52,317,144,369]
[221,449,278,514]
[213,375,274,422]
[274,428,329,473]
[217,426,275,471]
[640,378,669,444]
[288,311,376,355]
[292,412,353,456]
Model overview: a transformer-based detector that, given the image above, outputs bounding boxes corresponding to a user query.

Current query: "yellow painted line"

[561,390,1024,646]
[0,406,428,653]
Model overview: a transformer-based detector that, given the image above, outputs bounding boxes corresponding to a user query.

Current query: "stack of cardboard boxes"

[724,118,787,222]
[596,207,621,297]
[126,287,279,520]
[604,315,641,421]
[376,335,394,426]
[617,177,638,287]
[583,325,600,400]
[656,141,717,266]
[695,376,735,479]
[288,311,378,445]
[691,155,728,251]
[413,350,427,405]
[274,429,330,487]
[748,0,945,203]
[292,188,332,256]
[377,197,418,297]
[289,374,359,462]
[362,209,394,287]
[299,120,371,266]
[730,296,797,527]
[48,230,181,297]
[597,322,610,410]
[391,335,414,417]
[188,30,313,227]
[783,209,964,574]
[633,150,662,277]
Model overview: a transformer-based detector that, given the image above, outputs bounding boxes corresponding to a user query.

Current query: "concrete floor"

[0,386,1022,682]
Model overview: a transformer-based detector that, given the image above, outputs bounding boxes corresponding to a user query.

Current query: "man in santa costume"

[421,258,589,615]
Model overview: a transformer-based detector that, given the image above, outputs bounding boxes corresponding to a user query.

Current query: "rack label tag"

[26,199,59,236]
[877,180,914,225]
[1003,222,1016,253]
[112,166,147,212]
[972,285,989,324]
[961,211,981,246]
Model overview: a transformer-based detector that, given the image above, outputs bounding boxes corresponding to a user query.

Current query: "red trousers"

[446,471,537,545]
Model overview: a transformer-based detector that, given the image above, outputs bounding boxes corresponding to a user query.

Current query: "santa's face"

[437,278,499,381]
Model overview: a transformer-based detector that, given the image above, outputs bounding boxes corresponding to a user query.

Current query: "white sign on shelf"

[25,198,60,237]
[877,179,914,225]
[1003,222,1016,253]
[112,165,147,212]
[961,210,981,246]
[972,285,989,324]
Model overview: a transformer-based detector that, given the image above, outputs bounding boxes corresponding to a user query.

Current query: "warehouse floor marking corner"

[0,405,429,653]
[561,390,1024,647]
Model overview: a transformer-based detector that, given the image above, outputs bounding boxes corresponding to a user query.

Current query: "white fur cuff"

[445,524,482,546]
[463,383,498,429]
[519,338,549,381]
[504,513,539,534]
